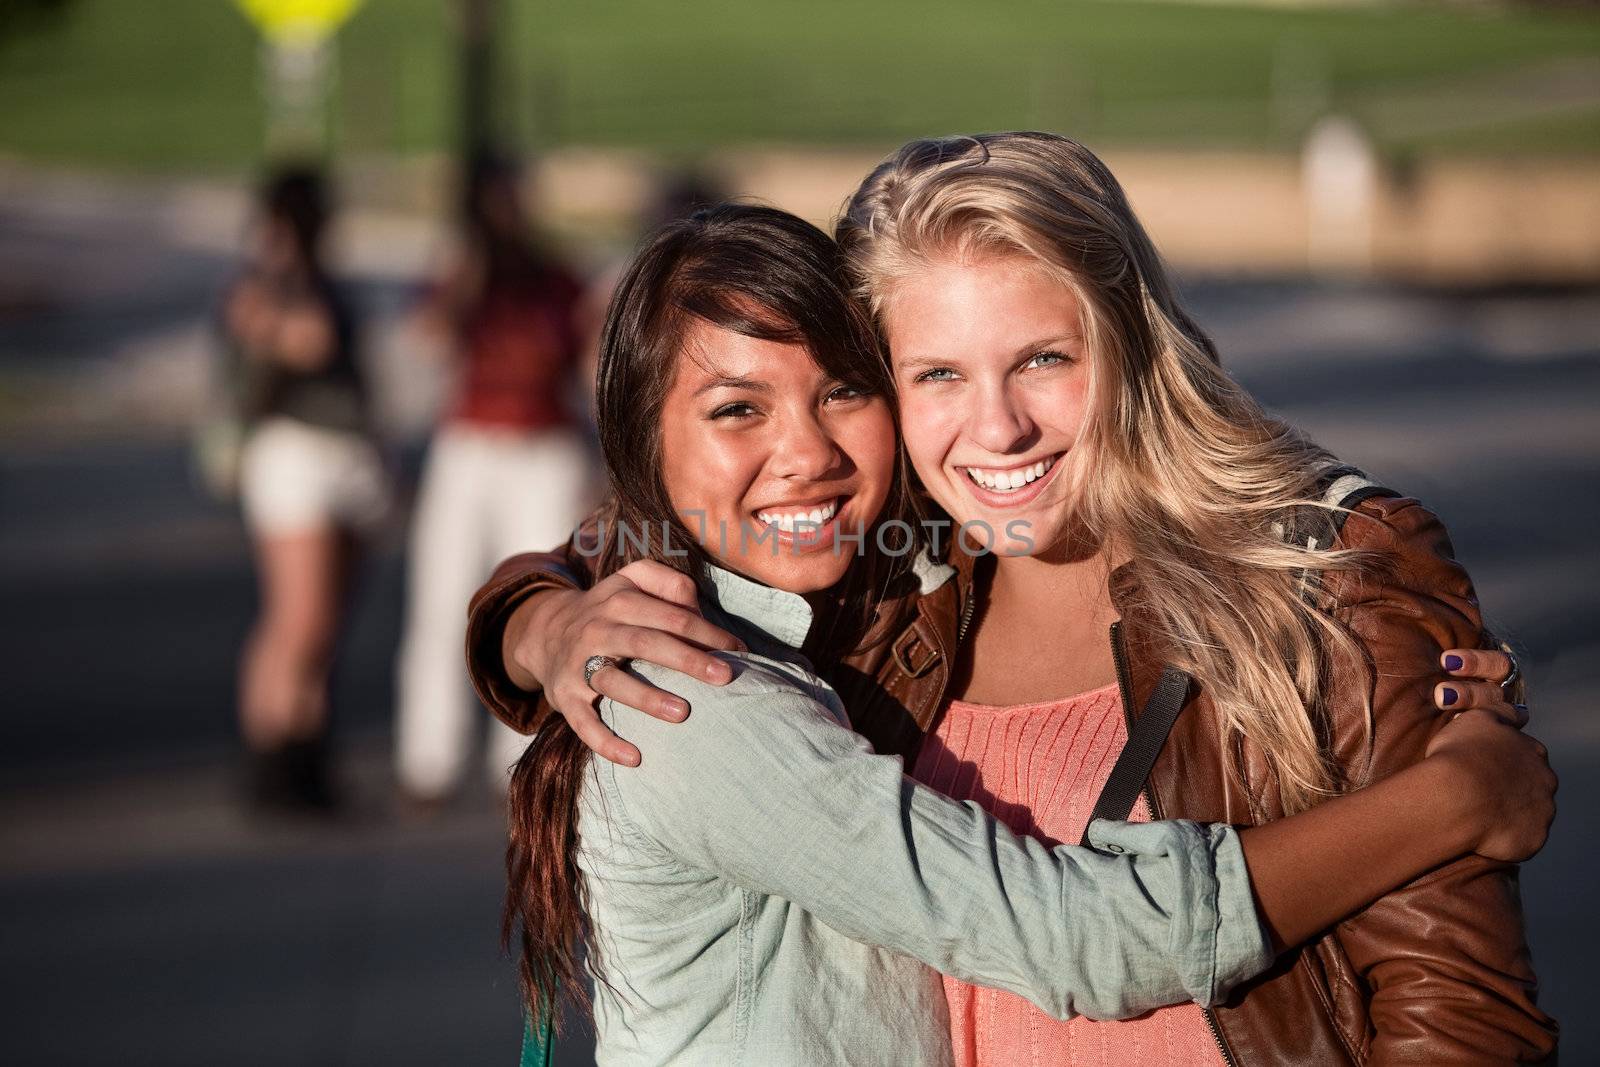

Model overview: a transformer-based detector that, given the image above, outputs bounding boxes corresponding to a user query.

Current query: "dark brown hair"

[260,164,329,270]
[503,203,913,1032]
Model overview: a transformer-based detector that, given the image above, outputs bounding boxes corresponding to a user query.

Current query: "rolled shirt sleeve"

[1083,818,1272,1009]
[594,655,1273,1022]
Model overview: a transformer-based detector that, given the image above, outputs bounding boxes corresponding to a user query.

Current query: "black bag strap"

[1081,665,1191,843]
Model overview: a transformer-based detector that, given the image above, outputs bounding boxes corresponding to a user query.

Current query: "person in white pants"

[395,153,593,800]
[396,424,590,798]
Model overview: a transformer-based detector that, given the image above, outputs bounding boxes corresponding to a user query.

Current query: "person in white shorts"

[223,166,391,813]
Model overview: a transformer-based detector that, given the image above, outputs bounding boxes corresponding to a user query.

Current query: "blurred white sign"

[1303,115,1378,275]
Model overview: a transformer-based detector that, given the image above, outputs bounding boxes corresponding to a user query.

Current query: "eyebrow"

[692,375,772,397]
[894,356,948,375]
[1010,334,1083,359]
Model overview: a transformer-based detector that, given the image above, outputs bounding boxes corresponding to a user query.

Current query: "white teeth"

[964,455,1057,494]
[757,499,838,531]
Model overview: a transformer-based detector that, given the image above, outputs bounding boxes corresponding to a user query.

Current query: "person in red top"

[394,153,593,802]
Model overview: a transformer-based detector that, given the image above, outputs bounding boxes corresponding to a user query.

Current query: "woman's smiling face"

[658,317,897,593]
[883,252,1094,557]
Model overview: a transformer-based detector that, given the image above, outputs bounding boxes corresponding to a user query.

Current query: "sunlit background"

[2,1,1596,1063]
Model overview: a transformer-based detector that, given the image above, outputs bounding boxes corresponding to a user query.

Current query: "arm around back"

[466,530,598,735]
[1323,496,1556,1062]
[592,654,1273,1022]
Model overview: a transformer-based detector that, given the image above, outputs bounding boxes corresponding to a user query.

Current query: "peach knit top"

[911,684,1226,1067]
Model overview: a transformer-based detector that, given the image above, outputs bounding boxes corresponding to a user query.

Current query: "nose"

[968,380,1037,455]
[771,412,844,482]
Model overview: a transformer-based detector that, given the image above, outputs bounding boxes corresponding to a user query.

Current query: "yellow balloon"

[234,0,364,44]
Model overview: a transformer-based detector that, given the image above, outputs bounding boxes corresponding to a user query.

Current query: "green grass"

[0,0,1595,173]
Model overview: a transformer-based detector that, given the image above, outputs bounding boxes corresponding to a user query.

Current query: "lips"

[753,496,840,534]
[963,454,1058,493]
[957,452,1064,509]
[745,493,855,554]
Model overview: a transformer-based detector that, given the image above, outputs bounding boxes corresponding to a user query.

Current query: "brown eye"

[711,402,757,420]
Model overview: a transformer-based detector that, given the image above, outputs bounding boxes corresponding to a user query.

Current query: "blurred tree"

[459,0,495,160]
[0,0,75,44]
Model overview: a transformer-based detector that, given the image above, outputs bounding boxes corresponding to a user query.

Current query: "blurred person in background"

[576,170,722,362]
[222,165,390,814]
[393,151,590,805]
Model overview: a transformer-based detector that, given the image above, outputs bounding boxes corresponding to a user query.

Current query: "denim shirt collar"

[698,563,816,654]
[697,547,958,658]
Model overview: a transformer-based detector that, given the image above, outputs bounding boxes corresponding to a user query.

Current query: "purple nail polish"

[1444,654,1464,671]
[1441,686,1458,707]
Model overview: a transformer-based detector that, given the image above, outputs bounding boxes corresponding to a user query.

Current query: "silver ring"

[583,654,620,688]
[1499,649,1522,698]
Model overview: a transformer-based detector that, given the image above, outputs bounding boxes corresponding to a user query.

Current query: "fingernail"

[621,751,640,767]
[667,699,689,720]
[1441,686,1459,707]
[707,662,732,682]
[1444,654,1464,671]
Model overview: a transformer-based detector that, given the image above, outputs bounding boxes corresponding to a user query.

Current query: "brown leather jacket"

[466,494,1556,1065]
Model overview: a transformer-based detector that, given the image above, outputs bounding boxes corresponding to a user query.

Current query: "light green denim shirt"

[576,563,1271,1066]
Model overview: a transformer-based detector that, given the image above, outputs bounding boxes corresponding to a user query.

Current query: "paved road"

[2,184,1596,1065]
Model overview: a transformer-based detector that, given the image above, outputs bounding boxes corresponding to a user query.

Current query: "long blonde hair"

[838,132,1375,815]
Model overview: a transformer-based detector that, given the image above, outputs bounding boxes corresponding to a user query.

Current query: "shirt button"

[1103,843,1127,854]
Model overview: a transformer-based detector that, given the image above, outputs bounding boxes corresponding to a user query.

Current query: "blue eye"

[1025,350,1069,369]
[913,367,958,383]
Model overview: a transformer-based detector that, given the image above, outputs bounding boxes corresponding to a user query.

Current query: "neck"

[947,531,1125,705]
[988,519,1123,611]
[990,544,1114,617]
[1004,508,1120,585]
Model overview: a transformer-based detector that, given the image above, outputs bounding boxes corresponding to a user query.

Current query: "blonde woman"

[481,138,1554,1063]
[830,132,1554,1063]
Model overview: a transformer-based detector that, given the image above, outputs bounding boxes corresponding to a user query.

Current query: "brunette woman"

[499,203,1552,1065]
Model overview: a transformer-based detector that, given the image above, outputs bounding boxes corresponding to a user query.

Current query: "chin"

[707,542,851,593]
[752,556,851,595]
[937,502,1055,560]
[990,533,1044,558]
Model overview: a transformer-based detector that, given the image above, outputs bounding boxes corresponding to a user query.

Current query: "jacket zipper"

[1109,622,1134,732]
[956,579,977,644]
[1109,622,1239,1067]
